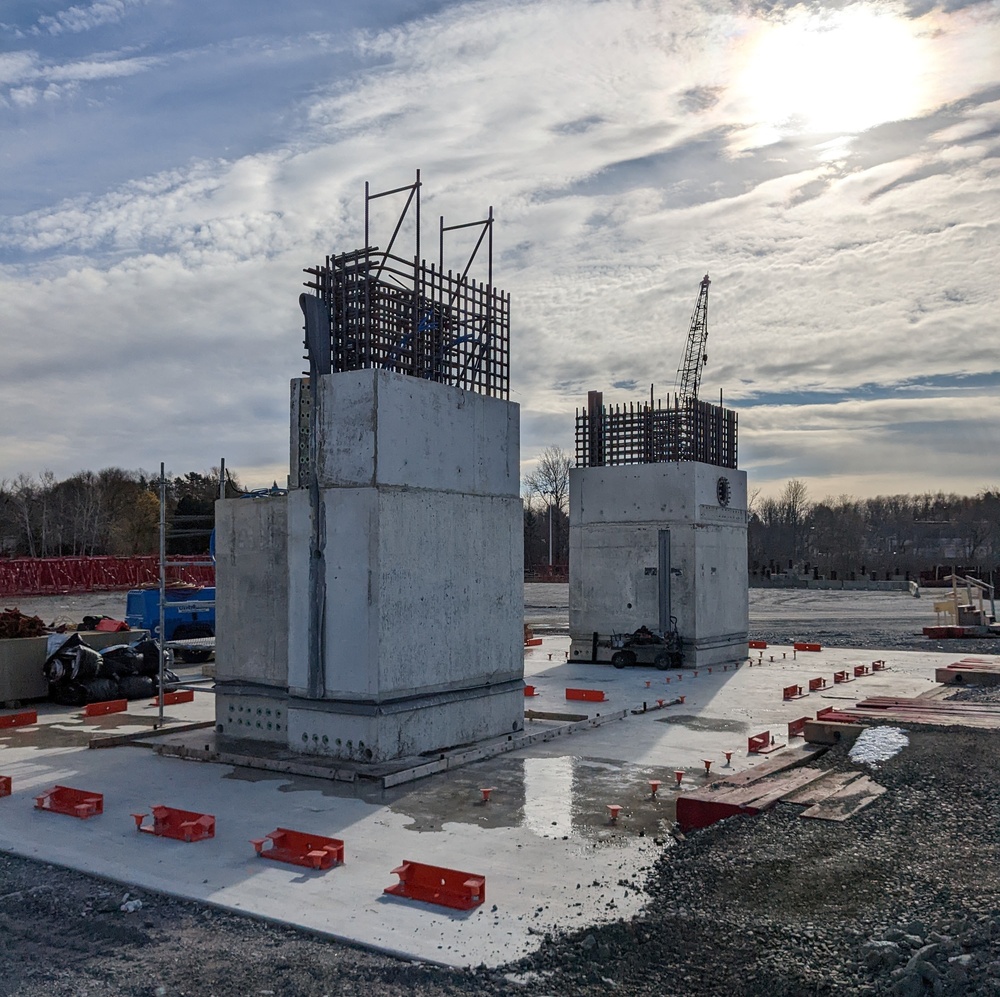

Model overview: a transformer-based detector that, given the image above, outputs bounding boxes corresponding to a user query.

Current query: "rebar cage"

[575,391,738,469]
[301,172,510,399]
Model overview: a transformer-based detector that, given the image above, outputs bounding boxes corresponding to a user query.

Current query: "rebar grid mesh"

[575,395,737,468]
[303,248,510,399]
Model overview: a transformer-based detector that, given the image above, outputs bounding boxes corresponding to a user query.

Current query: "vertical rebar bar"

[158,462,165,729]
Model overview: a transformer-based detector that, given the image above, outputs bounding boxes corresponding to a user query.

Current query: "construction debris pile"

[0,607,47,639]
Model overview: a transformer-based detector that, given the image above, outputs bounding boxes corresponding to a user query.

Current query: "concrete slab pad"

[0,637,994,968]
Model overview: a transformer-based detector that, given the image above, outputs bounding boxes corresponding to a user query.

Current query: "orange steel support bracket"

[566,688,607,702]
[251,828,345,870]
[808,677,827,692]
[35,785,103,819]
[0,710,37,729]
[854,665,870,678]
[384,860,486,911]
[833,670,853,684]
[0,775,11,797]
[151,690,195,707]
[788,717,810,738]
[83,699,128,717]
[748,731,784,754]
[132,805,215,842]
[783,684,806,701]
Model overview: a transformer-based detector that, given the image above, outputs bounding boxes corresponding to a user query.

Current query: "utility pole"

[548,496,554,569]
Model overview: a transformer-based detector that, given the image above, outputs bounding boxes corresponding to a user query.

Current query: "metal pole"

[548,498,554,569]
[158,462,166,729]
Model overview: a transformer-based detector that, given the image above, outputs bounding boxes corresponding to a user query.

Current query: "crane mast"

[674,273,710,401]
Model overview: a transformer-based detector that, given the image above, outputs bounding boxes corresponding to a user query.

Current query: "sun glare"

[737,6,928,141]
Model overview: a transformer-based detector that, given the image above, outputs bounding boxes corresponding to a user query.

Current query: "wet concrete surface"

[4,585,998,967]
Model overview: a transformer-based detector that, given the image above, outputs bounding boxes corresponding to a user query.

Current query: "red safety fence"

[0,556,214,598]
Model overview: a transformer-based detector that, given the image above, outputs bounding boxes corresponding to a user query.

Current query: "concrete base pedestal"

[215,369,523,765]
[569,461,748,670]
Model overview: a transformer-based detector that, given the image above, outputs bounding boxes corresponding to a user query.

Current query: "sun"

[736,6,929,141]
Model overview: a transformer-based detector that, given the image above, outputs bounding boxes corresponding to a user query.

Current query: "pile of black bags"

[43,634,178,706]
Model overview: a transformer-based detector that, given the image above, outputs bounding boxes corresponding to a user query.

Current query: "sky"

[1,0,998,502]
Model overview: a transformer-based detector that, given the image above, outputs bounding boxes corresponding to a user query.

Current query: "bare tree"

[523,446,572,572]
[523,446,572,513]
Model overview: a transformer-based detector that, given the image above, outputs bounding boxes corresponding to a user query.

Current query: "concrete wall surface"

[313,369,519,496]
[570,463,748,666]
[281,371,523,761]
[214,496,289,688]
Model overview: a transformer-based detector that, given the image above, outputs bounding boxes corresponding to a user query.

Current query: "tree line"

[0,468,240,559]
[6,461,996,584]
[750,479,1000,582]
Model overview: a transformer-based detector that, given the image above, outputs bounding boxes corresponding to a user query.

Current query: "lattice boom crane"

[674,273,711,401]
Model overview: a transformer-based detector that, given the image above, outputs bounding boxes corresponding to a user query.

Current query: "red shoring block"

[150,689,195,707]
[676,795,764,832]
[808,677,827,692]
[816,706,835,718]
[251,827,344,870]
[0,710,37,729]
[83,699,128,718]
[384,860,486,911]
[748,731,770,754]
[565,688,607,703]
[523,684,539,697]
[524,637,543,647]
[748,640,768,649]
[782,684,805,701]
[787,716,810,739]
[0,775,11,797]
[854,665,870,678]
[132,804,215,842]
[793,642,822,652]
[34,785,103,819]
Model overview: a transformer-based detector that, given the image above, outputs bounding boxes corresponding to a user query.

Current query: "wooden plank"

[683,763,831,810]
[706,744,826,790]
[781,770,861,806]
[799,774,886,822]
[728,766,834,810]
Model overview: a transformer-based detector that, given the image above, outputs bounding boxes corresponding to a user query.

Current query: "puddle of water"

[382,755,680,841]
[655,713,749,733]
[523,756,574,837]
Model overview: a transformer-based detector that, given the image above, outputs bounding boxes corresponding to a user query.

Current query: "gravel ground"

[4,590,1000,995]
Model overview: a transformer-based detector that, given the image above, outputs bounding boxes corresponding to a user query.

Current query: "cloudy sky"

[2,0,998,501]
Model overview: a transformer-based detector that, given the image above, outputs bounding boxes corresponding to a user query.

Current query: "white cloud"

[36,0,150,36]
[2,0,1000,497]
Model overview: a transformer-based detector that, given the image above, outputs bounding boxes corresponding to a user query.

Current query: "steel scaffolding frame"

[301,171,510,399]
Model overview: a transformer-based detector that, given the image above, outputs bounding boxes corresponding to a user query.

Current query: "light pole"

[548,496,554,569]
